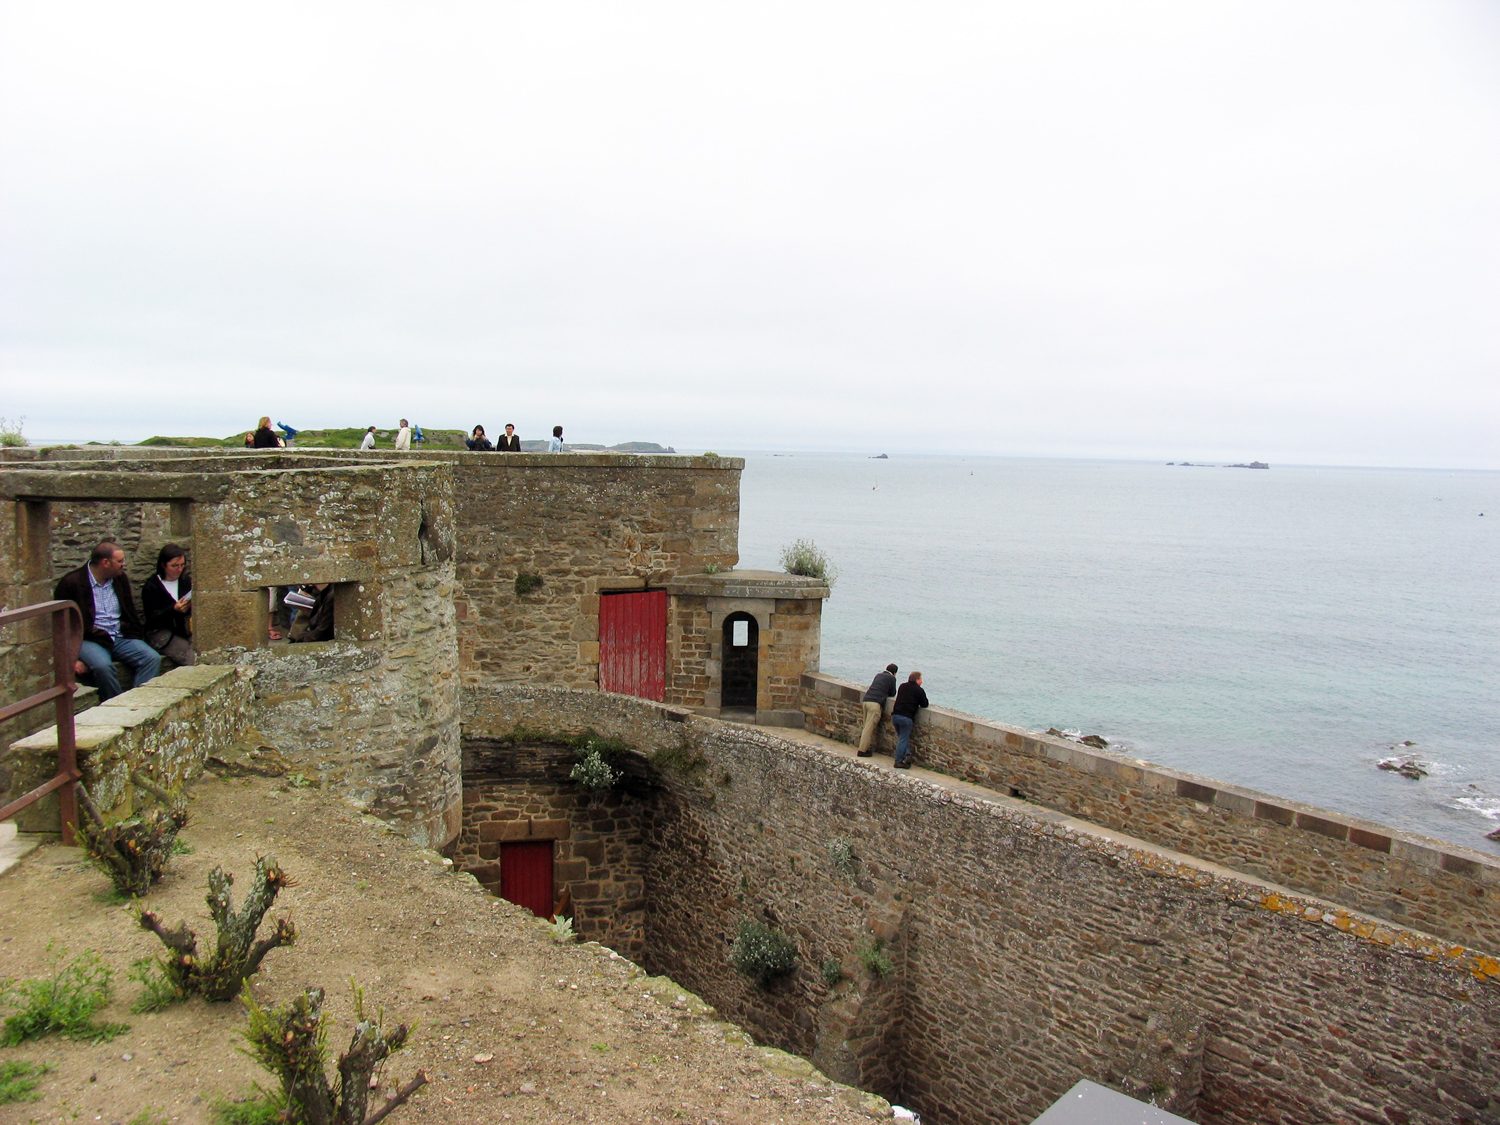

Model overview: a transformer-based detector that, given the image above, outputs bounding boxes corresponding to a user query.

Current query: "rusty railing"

[0,600,83,844]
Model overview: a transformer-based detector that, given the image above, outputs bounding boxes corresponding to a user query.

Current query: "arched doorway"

[720,612,759,710]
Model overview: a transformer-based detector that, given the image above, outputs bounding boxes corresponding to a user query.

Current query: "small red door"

[598,589,667,701]
[500,840,555,918]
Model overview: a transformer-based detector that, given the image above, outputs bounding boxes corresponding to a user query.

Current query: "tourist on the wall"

[548,425,564,452]
[394,419,412,451]
[141,543,195,667]
[359,425,377,450]
[499,423,521,452]
[252,417,282,448]
[891,671,929,769]
[466,425,493,451]
[288,584,335,643]
[54,540,161,701]
[856,663,898,757]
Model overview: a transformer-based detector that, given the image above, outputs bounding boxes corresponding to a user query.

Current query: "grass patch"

[820,958,845,987]
[211,1089,285,1125]
[652,742,706,779]
[855,937,894,979]
[0,1060,51,1103]
[171,837,195,855]
[128,1111,172,1125]
[0,948,128,1045]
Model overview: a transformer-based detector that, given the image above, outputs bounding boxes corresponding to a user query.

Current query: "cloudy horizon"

[3,2,1498,468]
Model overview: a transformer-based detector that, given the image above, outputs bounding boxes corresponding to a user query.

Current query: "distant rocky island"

[1168,460,1269,469]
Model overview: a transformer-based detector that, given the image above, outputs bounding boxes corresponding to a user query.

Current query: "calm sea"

[733,453,1500,855]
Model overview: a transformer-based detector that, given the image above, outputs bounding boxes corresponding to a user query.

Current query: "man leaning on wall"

[54,539,161,701]
[857,663,898,757]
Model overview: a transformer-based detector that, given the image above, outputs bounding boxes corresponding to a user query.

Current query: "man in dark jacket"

[498,424,522,452]
[54,540,161,700]
[857,663,898,757]
[891,671,929,769]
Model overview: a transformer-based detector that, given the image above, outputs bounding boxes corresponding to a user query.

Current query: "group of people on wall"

[52,539,335,702]
[240,416,574,453]
[856,663,930,768]
[464,423,565,452]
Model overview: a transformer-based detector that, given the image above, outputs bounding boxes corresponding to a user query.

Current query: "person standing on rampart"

[499,424,521,452]
[548,425,565,452]
[394,419,412,451]
[252,417,281,448]
[891,671,928,769]
[359,425,377,450]
[466,425,493,451]
[54,540,161,701]
[857,663,898,757]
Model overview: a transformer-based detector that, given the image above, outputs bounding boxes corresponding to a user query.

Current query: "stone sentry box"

[665,569,829,727]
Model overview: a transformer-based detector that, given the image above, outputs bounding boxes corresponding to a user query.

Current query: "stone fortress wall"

[4,443,1499,1124]
[465,684,1500,1125]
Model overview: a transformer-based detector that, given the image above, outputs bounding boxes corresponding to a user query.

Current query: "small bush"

[827,837,855,874]
[0,417,25,448]
[569,731,628,792]
[77,775,189,897]
[238,981,426,1125]
[136,858,297,1006]
[703,562,721,574]
[855,937,894,979]
[0,948,128,1045]
[514,572,544,597]
[0,1060,50,1103]
[549,916,576,944]
[779,538,837,585]
[729,919,798,987]
[820,958,845,987]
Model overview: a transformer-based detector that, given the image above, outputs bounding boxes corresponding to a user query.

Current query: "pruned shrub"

[135,858,296,1007]
[77,774,189,897]
[779,538,837,585]
[0,948,128,1045]
[232,982,427,1125]
[730,919,798,987]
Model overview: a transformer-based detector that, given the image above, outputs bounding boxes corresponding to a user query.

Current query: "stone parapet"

[464,683,1500,1125]
[801,669,1500,955]
[4,664,254,831]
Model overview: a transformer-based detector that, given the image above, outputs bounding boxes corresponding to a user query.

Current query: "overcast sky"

[2,3,1498,466]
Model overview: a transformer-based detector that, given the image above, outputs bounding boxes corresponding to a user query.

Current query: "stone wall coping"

[0,459,450,502]
[472,683,1500,976]
[10,665,240,751]
[801,670,1500,885]
[666,569,831,599]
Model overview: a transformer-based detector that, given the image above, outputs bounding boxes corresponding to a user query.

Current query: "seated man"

[54,540,161,701]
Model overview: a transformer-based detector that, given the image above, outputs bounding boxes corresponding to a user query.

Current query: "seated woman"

[140,543,196,667]
[465,425,493,451]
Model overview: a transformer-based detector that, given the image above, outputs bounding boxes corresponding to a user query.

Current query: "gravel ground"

[0,773,888,1125]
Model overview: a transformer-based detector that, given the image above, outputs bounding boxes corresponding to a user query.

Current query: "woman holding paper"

[141,543,196,666]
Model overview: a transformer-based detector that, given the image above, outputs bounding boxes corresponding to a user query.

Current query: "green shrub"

[820,958,845,987]
[569,731,629,792]
[855,937,894,979]
[729,919,798,987]
[0,1060,50,1103]
[0,948,127,1045]
[0,417,25,448]
[779,539,837,585]
[514,573,544,597]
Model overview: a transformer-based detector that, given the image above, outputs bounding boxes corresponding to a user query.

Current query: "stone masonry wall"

[447,453,741,692]
[801,671,1500,957]
[6,664,254,831]
[0,455,463,849]
[465,685,1500,1125]
[455,738,648,958]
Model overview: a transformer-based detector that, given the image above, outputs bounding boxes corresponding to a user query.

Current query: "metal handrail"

[0,600,83,844]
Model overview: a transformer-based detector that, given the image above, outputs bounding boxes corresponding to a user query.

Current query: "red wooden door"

[500,840,555,918]
[598,589,667,701]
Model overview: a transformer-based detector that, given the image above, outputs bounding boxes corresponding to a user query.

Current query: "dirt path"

[0,773,888,1125]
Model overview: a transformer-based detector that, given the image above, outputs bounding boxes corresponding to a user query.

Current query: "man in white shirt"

[394,419,412,451]
[359,426,377,451]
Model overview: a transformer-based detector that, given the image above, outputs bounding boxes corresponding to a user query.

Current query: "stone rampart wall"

[464,685,1500,1125]
[5,664,254,831]
[801,671,1500,956]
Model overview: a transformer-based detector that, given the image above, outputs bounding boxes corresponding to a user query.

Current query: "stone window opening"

[264,582,354,646]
